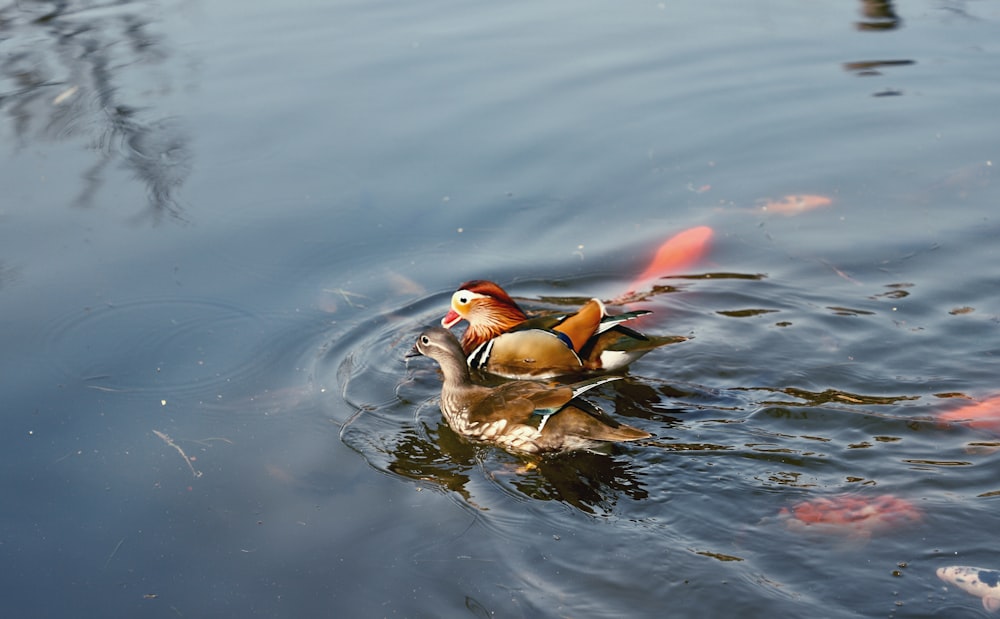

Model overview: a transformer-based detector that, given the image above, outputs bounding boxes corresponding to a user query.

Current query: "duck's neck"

[461,303,527,352]
[436,349,474,388]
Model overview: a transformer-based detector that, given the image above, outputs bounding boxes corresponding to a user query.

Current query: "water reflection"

[503,451,648,515]
[855,0,901,31]
[752,386,919,407]
[383,423,650,516]
[842,59,915,76]
[385,423,479,505]
[0,0,191,221]
[0,261,15,289]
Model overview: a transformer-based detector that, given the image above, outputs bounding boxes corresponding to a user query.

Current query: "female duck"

[409,327,649,454]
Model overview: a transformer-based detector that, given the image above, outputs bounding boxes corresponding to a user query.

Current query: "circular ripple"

[316,291,447,425]
[311,290,487,488]
[43,296,276,399]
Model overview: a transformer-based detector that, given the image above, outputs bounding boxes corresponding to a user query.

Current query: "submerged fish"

[937,395,1000,434]
[778,494,921,541]
[756,194,833,215]
[937,565,1000,612]
[620,225,713,298]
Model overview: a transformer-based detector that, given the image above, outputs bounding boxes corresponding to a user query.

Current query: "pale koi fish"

[756,194,833,215]
[937,565,1000,612]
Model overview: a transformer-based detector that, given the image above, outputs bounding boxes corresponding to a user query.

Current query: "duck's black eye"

[457,295,469,305]
[420,335,430,345]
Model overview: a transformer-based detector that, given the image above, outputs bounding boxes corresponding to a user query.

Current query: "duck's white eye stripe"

[453,290,486,305]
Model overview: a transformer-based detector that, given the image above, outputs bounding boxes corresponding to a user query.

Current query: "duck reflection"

[386,423,479,505]
[384,422,649,515]
[503,449,648,515]
[0,1,191,222]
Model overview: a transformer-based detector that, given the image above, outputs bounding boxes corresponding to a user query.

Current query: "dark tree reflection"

[0,0,192,223]
[856,0,901,31]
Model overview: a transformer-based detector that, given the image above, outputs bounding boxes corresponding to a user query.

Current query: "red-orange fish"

[937,395,1000,433]
[626,225,713,294]
[779,494,921,540]
[757,194,833,215]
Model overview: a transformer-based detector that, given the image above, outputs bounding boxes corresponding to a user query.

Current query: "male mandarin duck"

[441,280,685,379]
[408,327,650,454]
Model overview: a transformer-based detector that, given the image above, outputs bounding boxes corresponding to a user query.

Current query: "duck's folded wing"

[466,381,573,425]
[468,330,583,377]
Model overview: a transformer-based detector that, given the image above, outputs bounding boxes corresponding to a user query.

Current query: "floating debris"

[52,85,79,105]
[153,429,202,478]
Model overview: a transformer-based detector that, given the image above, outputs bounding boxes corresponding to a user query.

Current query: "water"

[2,0,999,616]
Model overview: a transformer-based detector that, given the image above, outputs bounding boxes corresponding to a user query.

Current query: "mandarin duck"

[441,280,686,379]
[408,327,650,454]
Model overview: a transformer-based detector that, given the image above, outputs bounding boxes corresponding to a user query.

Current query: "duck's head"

[441,280,527,334]
[409,326,466,362]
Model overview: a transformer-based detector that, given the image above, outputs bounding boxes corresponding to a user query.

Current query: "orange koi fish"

[937,395,1000,433]
[626,225,713,294]
[779,494,921,540]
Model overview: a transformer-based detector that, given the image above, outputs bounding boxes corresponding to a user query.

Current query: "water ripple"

[42,296,290,401]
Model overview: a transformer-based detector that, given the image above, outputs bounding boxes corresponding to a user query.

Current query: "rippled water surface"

[2,0,999,616]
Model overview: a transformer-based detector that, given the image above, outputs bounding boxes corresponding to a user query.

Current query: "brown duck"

[441,280,686,379]
[408,327,650,454]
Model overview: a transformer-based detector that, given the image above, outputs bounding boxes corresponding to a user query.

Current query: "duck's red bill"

[441,309,462,328]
